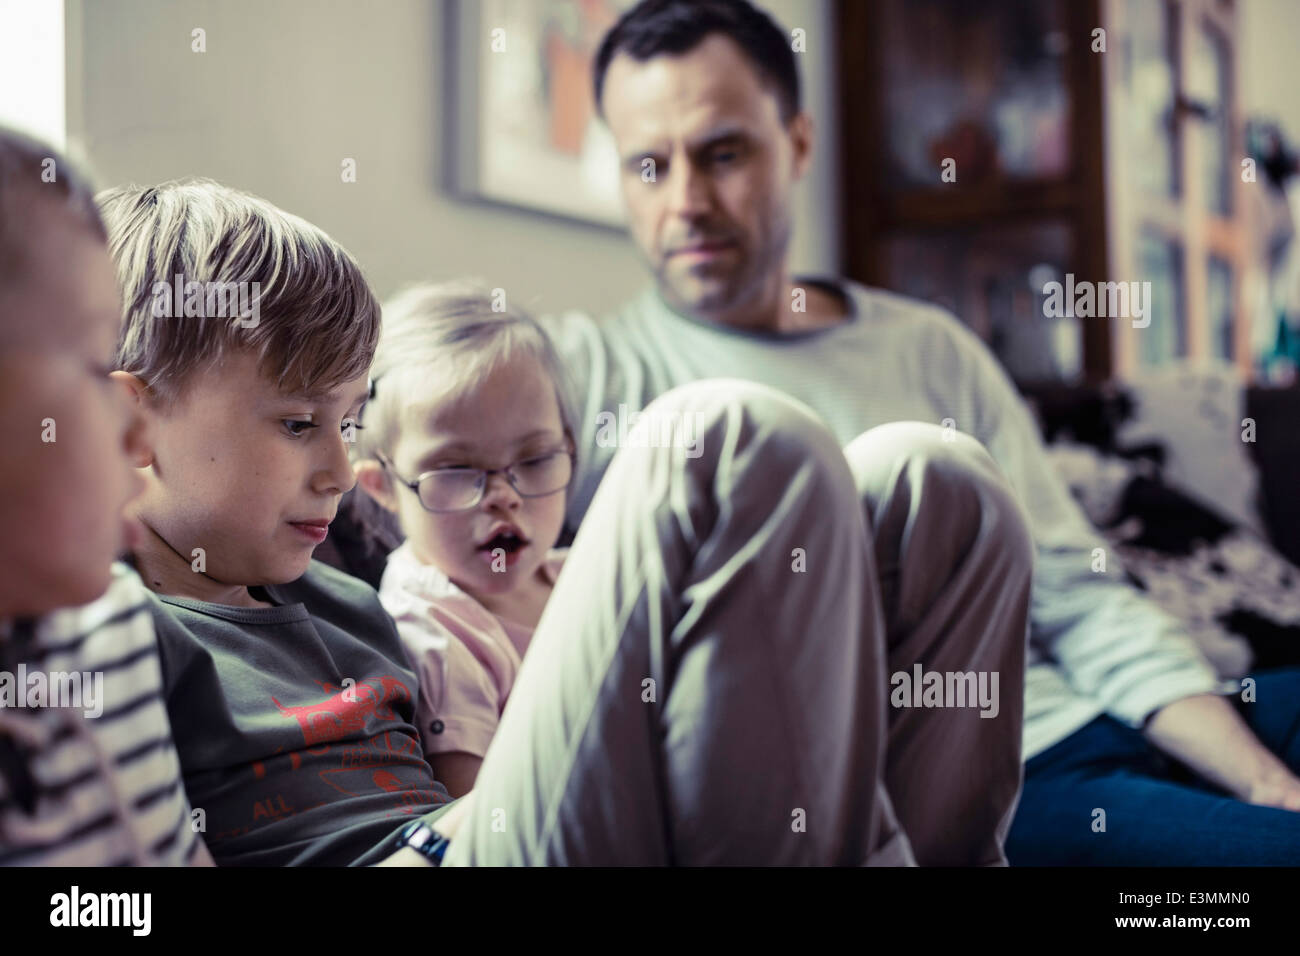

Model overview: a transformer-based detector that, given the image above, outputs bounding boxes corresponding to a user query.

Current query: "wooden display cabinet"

[838,0,1246,385]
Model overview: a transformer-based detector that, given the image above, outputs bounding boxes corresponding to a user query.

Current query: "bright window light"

[0,0,65,148]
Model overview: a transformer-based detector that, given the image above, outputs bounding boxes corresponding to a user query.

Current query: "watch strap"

[396,819,451,865]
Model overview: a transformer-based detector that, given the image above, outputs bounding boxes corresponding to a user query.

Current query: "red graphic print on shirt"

[237,676,446,833]
[272,676,411,746]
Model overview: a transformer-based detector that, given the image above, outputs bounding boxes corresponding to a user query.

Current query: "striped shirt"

[0,563,212,866]
[544,280,1239,760]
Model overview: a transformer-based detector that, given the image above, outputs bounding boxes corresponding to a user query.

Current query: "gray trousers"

[444,380,1032,866]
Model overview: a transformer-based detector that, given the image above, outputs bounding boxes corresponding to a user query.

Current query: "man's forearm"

[1142,693,1295,799]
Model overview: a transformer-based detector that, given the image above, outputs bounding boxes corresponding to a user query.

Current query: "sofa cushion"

[1044,439,1300,679]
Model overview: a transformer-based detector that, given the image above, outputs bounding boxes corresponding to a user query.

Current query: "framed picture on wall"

[445,0,633,228]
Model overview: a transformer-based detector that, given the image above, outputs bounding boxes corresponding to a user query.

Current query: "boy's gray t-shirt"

[146,559,454,866]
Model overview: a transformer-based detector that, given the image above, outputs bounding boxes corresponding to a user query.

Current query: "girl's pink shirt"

[378,541,566,759]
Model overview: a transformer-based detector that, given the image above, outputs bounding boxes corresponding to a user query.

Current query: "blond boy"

[100,180,461,865]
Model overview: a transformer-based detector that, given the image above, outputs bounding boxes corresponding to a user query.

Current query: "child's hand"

[374,790,476,867]
[431,787,476,840]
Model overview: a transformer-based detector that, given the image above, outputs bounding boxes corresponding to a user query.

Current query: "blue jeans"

[1007,668,1300,865]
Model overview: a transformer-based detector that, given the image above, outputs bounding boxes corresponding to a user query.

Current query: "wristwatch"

[395,819,451,866]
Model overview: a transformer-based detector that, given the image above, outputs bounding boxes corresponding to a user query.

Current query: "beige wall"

[1241,0,1300,139]
[66,0,840,316]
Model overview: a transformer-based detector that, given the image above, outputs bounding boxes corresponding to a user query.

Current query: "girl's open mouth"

[477,529,527,567]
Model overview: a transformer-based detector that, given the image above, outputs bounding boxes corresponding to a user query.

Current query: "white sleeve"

[950,323,1233,727]
[542,309,620,530]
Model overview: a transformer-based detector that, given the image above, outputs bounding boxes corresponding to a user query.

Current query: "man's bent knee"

[631,378,847,477]
[844,421,1034,579]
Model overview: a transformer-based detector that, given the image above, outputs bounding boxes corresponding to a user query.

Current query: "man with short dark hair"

[548,0,1300,864]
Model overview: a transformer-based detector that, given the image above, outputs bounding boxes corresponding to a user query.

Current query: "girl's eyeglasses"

[376,449,574,513]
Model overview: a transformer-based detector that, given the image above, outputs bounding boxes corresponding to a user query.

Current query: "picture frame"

[444,0,632,229]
